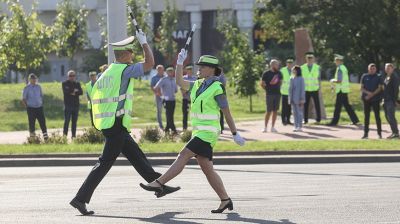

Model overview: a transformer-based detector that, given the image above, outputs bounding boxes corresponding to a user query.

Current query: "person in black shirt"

[382,63,399,139]
[260,59,282,133]
[360,63,383,139]
[62,70,83,138]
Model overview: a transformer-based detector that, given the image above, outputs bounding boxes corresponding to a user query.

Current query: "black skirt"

[185,137,213,161]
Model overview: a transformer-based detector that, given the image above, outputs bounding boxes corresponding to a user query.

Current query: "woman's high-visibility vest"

[334,64,350,93]
[301,64,320,91]
[91,63,134,131]
[280,67,291,95]
[85,81,93,109]
[190,79,224,147]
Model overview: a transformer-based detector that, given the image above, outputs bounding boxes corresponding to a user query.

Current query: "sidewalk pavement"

[0,119,392,144]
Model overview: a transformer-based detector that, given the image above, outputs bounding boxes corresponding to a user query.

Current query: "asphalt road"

[1,163,400,224]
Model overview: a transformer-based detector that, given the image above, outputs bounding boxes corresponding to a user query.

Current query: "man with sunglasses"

[62,70,83,138]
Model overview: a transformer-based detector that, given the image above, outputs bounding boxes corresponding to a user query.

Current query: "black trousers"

[182,99,189,130]
[331,92,359,125]
[164,100,176,132]
[304,91,321,123]
[89,108,94,127]
[27,107,47,135]
[281,95,292,124]
[75,117,161,203]
[63,108,79,137]
[384,101,399,134]
[363,100,381,135]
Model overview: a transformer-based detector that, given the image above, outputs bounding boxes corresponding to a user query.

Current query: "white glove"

[177,49,187,65]
[136,30,147,45]
[233,132,245,146]
[330,78,336,83]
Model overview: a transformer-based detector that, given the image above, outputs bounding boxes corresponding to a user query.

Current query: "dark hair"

[293,65,301,76]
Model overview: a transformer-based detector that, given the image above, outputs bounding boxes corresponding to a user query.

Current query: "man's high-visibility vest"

[280,67,291,95]
[334,64,350,93]
[91,63,134,130]
[301,64,320,91]
[190,79,224,147]
[85,81,94,109]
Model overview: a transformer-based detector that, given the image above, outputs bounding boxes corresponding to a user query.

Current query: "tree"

[217,21,264,112]
[155,0,178,65]
[52,0,89,62]
[0,0,52,81]
[256,0,400,74]
[80,49,107,74]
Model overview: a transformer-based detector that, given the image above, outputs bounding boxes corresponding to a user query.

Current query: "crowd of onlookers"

[260,52,399,139]
[21,53,399,140]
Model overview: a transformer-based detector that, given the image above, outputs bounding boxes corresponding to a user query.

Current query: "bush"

[180,130,192,143]
[74,127,105,144]
[160,131,178,143]
[25,135,42,144]
[46,132,68,144]
[140,126,162,143]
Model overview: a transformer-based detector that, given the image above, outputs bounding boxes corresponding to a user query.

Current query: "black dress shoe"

[211,198,233,213]
[70,198,94,215]
[140,180,181,198]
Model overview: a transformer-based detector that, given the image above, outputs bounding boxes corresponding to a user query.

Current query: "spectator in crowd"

[22,73,48,140]
[155,66,178,134]
[382,63,399,139]
[181,65,197,131]
[301,52,321,124]
[280,58,294,125]
[360,63,383,139]
[62,70,83,138]
[151,65,165,129]
[328,54,359,126]
[86,71,97,127]
[289,65,305,132]
[261,59,282,133]
[97,64,108,79]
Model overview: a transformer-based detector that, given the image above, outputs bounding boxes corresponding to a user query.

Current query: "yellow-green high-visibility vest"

[91,63,134,131]
[85,81,94,109]
[334,64,350,93]
[280,67,291,95]
[190,79,224,147]
[301,64,320,91]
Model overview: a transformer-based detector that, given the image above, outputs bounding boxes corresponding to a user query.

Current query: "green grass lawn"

[0,140,399,155]
[0,80,396,131]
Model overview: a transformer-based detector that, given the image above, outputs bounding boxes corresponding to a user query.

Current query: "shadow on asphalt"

[90,212,296,224]
[185,167,400,179]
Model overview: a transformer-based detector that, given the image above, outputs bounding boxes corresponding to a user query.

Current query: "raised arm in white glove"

[233,132,246,146]
[136,30,147,45]
[177,49,187,65]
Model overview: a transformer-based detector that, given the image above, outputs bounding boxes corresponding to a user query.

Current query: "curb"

[1,152,400,167]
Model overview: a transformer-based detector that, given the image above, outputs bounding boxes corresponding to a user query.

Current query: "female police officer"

[140,49,245,213]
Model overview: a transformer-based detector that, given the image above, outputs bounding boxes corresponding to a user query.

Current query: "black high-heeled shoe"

[211,198,233,213]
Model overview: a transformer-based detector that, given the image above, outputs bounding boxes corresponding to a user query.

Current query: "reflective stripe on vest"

[192,125,219,133]
[94,109,132,119]
[91,94,133,104]
[280,67,291,95]
[190,113,219,120]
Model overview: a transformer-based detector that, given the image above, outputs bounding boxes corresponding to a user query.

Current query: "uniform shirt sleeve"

[124,63,144,79]
[214,84,228,109]
[22,86,28,100]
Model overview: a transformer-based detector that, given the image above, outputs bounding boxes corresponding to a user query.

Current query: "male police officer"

[280,58,294,125]
[301,52,321,124]
[86,71,97,126]
[70,31,179,216]
[328,54,359,126]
